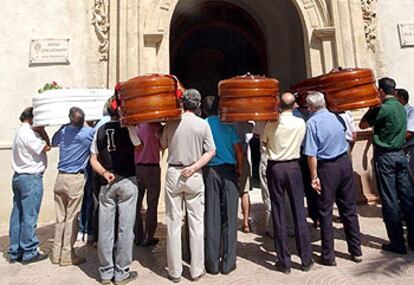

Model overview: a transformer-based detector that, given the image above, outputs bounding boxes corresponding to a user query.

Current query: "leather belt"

[59,170,84,175]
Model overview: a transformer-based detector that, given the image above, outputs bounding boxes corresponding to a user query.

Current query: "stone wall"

[376,0,414,101]
[0,1,106,226]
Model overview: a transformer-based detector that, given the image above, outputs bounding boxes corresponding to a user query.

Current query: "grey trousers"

[204,165,239,273]
[165,166,205,279]
[98,176,138,281]
[259,152,272,233]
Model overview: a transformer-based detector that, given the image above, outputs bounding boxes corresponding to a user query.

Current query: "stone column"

[331,0,373,68]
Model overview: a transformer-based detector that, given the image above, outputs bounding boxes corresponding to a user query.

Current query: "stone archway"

[140,0,335,79]
[109,0,371,87]
[169,1,268,96]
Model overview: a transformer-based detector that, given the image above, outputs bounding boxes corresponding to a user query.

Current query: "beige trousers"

[51,173,85,262]
[165,166,205,279]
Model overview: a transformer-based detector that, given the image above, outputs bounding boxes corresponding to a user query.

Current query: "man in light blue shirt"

[203,96,243,275]
[396,88,414,181]
[304,91,362,266]
[50,107,94,266]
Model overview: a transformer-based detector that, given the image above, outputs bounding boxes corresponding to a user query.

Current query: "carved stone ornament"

[361,0,377,53]
[92,0,110,61]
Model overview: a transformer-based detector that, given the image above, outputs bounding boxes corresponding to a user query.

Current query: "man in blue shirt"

[50,107,94,266]
[304,92,362,266]
[203,96,243,275]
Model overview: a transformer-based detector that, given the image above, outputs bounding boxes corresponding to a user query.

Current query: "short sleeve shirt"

[134,123,161,164]
[161,112,216,166]
[363,96,407,150]
[12,123,47,174]
[52,125,94,173]
[262,112,306,161]
[206,115,240,166]
[90,121,136,178]
[404,104,414,147]
[304,109,348,160]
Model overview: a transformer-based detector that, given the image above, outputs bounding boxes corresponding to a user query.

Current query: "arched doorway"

[169,0,307,182]
[170,1,267,97]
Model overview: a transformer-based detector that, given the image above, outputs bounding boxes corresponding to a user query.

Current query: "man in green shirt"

[360,77,414,254]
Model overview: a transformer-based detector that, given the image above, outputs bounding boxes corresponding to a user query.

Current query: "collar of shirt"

[310,108,328,118]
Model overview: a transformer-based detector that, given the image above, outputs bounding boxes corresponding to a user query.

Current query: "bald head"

[280,92,296,111]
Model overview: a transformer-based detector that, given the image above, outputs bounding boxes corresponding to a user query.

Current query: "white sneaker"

[76,232,84,242]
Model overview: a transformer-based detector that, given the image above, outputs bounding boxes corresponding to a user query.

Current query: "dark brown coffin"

[290,68,381,112]
[119,74,182,124]
[218,74,280,122]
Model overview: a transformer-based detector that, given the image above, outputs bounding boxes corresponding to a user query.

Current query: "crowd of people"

[5,76,414,284]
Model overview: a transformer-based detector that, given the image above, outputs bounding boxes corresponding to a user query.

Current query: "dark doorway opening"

[170,1,268,97]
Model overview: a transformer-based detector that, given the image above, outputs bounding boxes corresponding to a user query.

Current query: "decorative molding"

[313,27,335,39]
[144,33,164,46]
[92,0,110,61]
[361,0,377,53]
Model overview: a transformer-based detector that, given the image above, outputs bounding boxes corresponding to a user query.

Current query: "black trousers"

[204,165,239,273]
[134,164,161,244]
[266,160,312,268]
[374,149,414,247]
[317,154,362,262]
[299,153,319,223]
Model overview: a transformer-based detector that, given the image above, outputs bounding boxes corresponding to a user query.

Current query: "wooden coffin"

[218,74,279,122]
[290,68,381,112]
[119,74,182,124]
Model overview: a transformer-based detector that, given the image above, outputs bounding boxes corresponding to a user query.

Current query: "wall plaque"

[29,39,70,65]
[398,23,414,47]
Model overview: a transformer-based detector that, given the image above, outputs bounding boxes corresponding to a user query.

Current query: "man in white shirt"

[6,107,51,264]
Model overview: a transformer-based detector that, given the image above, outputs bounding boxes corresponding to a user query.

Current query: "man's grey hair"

[306,91,326,109]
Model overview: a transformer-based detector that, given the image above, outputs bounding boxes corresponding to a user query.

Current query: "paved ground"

[1,189,414,285]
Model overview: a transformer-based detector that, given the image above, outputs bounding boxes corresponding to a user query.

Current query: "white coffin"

[32,89,113,127]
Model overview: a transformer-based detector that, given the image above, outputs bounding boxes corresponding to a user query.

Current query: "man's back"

[161,112,215,166]
[94,121,135,178]
[205,115,239,166]
[304,109,348,160]
[53,125,93,172]
[12,123,47,174]
[369,97,407,150]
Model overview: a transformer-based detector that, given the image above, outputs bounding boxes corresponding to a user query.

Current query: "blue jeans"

[8,173,44,260]
[374,150,414,247]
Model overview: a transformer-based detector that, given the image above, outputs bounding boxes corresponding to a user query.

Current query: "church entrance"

[169,0,307,183]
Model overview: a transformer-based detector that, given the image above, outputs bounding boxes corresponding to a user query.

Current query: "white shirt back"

[12,123,47,174]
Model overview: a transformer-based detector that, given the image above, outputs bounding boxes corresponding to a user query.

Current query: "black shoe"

[318,257,337,266]
[134,240,142,246]
[21,253,48,265]
[206,268,219,275]
[114,271,138,285]
[167,274,181,283]
[142,237,160,247]
[3,252,19,264]
[221,264,237,275]
[301,260,314,272]
[275,262,291,274]
[381,243,407,254]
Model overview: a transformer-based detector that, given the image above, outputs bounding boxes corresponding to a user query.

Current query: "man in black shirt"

[90,95,143,285]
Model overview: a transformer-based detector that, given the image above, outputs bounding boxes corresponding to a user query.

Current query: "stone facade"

[1,0,414,225]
